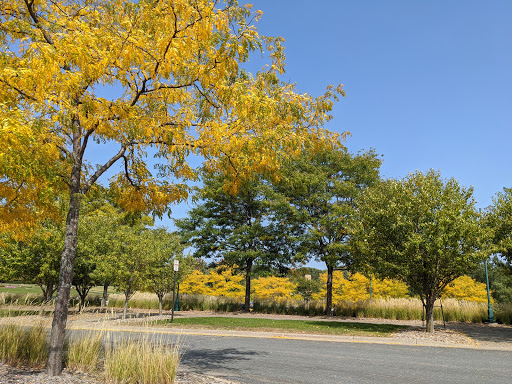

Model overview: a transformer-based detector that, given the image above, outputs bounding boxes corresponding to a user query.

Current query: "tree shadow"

[450,323,512,343]
[180,347,265,373]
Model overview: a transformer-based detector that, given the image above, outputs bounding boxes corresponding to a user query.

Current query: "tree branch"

[81,145,126,193]
[23,0,54,45]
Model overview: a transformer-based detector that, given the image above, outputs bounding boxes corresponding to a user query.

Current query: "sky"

[88,1,511,238]
[242,0,511,209]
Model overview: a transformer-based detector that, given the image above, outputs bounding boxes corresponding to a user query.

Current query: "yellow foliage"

[206,267,244,298]
[442,275,489,303]
[0,0,344,222]
[314,272,409,303]
[181,267,244,298]
[180,270,210,296]
[252,276,297,300]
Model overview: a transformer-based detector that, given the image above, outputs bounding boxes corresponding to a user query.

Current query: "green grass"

[0,309,41,317]
[154,316,405,337]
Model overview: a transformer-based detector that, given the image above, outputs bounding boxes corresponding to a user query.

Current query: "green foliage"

[155,316,405,337]
[350,170,486,331]
[470,257,512,303]
[0,219,63,301]
[274,145,381,313]
[176,168,296,309]
[486,187,512,263]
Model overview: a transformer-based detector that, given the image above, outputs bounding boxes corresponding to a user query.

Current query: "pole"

[484,259,495,323]
[171,269,176,323]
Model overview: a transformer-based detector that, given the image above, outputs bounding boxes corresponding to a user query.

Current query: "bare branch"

[82,145,126,193]
[78,128,95,160]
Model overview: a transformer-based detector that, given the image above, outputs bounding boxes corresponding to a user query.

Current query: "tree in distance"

[0,0,343,374]
[142,228,190,316]
[485,187,512,264]
[274,144,381,315]
[350,170,485,333]
[176,166,296,312]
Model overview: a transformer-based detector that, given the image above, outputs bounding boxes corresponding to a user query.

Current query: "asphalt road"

[175,334,511,384]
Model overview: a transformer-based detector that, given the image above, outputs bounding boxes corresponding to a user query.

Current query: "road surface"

[173,333,511,384]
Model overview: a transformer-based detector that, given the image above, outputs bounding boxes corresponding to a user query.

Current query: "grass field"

[154,316,406,337]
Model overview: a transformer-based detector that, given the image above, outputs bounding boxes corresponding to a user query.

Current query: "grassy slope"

[155,317,406,337]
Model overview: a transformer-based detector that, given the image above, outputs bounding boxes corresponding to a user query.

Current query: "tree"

[176,168,296,311]
[142,228,189,315]
[486,188,512,263]
[76,192,127,309]
[350,170,485,333]
[275,145,381,315]
[0,0,342,374]
[0,219,63,302]
[0,109,66,241]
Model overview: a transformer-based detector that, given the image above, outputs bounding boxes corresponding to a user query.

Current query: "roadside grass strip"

[154,317,406,337]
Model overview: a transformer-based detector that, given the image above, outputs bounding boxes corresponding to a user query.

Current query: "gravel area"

[0,363,239,384]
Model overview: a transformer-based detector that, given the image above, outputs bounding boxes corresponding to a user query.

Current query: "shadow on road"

[450,323,512,344]
[181,347,266,373]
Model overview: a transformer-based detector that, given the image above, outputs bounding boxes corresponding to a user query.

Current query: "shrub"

[105,336,179,384]
[66,331,104,373]
[0,323,48,367]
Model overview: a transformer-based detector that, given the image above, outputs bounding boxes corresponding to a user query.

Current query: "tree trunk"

[123,295,129,320]
[425,299,435,333]
[325,264,334,316]
[101,283,109,308]
[47,191,81,375]
[244,259,253,312]
[77,287,90,313]
[158,294,163,316]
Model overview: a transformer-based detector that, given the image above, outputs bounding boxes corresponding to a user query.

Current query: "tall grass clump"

[105,336,179,384]
[495,302,512,325]
[66,331,104,373]
[0,324,48,367]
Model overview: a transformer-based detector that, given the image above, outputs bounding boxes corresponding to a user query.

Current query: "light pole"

[484,258,495,323]
[171,259,179,323]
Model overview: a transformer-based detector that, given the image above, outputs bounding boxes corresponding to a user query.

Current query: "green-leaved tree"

[350,170,485,332]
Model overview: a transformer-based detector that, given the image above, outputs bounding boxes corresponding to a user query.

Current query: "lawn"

[154,317,406,337]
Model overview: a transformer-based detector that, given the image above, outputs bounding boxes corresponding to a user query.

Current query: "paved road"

[173,334,512,384]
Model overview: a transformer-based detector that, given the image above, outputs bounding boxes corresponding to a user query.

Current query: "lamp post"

[171,259,179,323]
[484,258,495,323]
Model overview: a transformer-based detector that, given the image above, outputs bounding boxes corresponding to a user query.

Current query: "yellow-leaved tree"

[180,270,210,296]
[442,275,489,302]
[252,275,297,300]
[207,266,245,297]
[1,2,344,373]
[315,271,409,302]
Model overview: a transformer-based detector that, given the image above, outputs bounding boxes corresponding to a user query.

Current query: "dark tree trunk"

[101,282,109,307]
[244,259,253,312]
[47,190,81,375]
[76,285,91,313]
[325,264,334,316]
